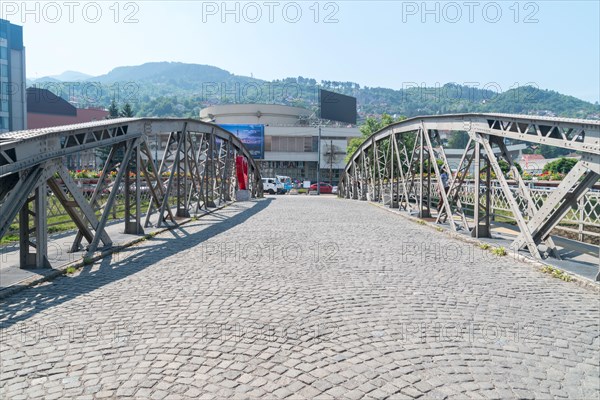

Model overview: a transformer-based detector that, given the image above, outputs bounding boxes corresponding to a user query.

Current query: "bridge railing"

[0,118,263,269]
[379,180,600,244]
[339,113,600,264]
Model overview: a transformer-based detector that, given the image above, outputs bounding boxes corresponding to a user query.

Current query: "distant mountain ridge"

[91,62,246,85]
[33,70,93,82]
[27,62,600,120]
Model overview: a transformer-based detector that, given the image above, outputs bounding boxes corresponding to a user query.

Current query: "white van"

[262,177,278,194]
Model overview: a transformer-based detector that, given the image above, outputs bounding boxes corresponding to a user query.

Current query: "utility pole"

[329,139,333,185]
[316,125,321,194]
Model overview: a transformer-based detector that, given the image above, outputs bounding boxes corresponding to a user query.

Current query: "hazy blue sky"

[5,1,599,102]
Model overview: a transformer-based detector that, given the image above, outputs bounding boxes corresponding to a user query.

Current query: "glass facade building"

[0,19,26,133]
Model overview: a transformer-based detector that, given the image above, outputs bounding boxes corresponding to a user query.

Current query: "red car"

[310,182,333,194]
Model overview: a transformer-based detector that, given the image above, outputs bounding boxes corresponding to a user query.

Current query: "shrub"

[543,157,577,174]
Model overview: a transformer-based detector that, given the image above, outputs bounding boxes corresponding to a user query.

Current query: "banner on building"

[219,124,264,159]
[319,139,348,170]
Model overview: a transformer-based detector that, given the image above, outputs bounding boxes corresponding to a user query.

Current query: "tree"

[107,99,119,118]
[346,114,406,163]
[345,137,365,163]
[423,158,445,173]
[496,159,523,176]
[120,103,134,117]
[447,131,470,149]
[543,157,578,174]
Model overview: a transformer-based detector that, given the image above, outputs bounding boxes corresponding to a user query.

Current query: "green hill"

[28,62,599,120]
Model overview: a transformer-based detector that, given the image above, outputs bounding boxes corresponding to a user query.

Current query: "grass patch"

[541,266,572,282]
[1,198,152,244]
[65,266,77,274]
[143,232,159,240]
[491,246,507,256]
[0,233,19,244]
[436,226,444,232]
[479,243,491,250]
[417,220,426,225]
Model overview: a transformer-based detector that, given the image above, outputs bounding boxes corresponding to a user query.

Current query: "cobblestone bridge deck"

[1,196,598,399]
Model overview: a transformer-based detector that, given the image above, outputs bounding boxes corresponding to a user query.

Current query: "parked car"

[262,177,278,194]
[262,177,288,194]
[309,182,333,194]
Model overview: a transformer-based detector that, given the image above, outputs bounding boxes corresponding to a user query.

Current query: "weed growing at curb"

[542,266,573,282]
[65,266,77,274]
[491,247,507,256]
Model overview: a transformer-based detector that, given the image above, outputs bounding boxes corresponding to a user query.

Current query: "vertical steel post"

[34,183,48,268]
[19,184,49,268]
[472,141,481,237]
[418,129,426,217]
[125,142,143,234]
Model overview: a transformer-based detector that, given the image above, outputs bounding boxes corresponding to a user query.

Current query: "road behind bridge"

[1,196,598,399]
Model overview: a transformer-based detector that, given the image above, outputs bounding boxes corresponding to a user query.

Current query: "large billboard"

[218,124,264,159]
[320,89,357,125]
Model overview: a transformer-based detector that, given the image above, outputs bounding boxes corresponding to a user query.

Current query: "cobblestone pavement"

[1,196,599,399]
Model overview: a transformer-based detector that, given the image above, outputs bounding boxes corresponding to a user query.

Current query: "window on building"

[304,137,312,152]
[0,116,8,129]
[269,136,314,152]
[0,47,7,60]
[0,99,8,112]
[0,82,11,96]
[0,64,7,77]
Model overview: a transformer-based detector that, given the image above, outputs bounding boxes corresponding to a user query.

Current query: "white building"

[200,104,361,184]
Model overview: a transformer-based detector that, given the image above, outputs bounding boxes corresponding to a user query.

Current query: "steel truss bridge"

[339,113,600,269]
[0,118,262,269]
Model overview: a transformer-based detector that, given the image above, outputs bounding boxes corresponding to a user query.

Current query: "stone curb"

[365,200,600,294]
[0,201,236,300]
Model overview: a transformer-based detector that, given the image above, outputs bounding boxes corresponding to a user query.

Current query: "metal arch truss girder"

[340,114,600,264]
[0,118,263,269]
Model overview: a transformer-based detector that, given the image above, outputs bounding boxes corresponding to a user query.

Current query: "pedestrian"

[437,167,450,212]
